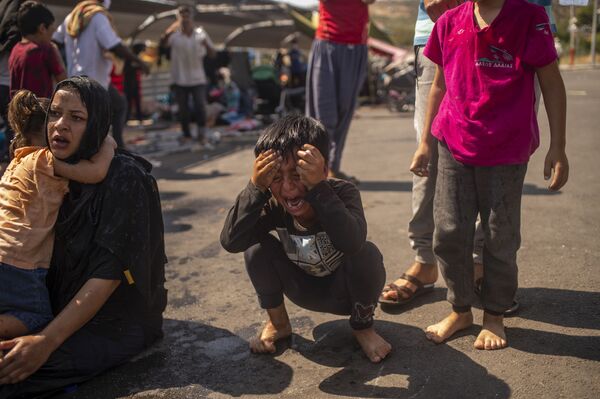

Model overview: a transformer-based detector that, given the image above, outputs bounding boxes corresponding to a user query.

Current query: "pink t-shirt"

[424,0,557,166]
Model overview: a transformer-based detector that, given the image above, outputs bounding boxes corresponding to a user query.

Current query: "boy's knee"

[358,241,383,264]
[348,241,385,279]
[243,237,281,269]
[433,223,462,252]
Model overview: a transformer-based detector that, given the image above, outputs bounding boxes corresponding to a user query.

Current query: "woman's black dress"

[0,152,167,399]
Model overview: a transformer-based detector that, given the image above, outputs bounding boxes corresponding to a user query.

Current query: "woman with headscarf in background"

[0,76,167,398]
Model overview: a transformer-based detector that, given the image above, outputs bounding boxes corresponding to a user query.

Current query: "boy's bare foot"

[353,327,392,363]
[249,320,292,353]
[474,312,507,350]
[425,311,473,343]
[380,261,437,301]
[249,303,292,354]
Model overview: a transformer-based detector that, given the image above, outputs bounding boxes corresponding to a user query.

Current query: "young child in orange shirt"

[0,90,115,339]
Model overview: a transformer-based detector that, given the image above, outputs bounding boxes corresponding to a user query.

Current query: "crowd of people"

[0,0,569,396]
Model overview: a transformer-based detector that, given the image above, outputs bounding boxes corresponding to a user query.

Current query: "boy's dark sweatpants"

[244,235,385,330]
[433,141,527,315]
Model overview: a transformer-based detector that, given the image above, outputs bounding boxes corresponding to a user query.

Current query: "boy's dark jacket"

[220,178,367,258]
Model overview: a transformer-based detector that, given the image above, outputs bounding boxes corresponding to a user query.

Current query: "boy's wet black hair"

[17,1,55,36]
[254,115,329,164]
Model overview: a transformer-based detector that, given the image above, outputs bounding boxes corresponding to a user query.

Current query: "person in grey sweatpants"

[306,39,367,179]
[434,141,527,316]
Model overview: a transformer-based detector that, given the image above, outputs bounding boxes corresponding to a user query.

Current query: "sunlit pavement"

[61,69,600,399]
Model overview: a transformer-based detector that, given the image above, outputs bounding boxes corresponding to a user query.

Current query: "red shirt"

[9,41,64,98]
[424,0,556,166]
[316,0,369,45]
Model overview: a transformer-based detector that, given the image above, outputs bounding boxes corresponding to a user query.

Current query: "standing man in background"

[306,0,376,184]
[160,5,215,147]
[52,0,149,148]
[380,0,556,308]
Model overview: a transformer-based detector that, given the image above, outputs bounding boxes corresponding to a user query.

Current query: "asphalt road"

[65,68,600,399]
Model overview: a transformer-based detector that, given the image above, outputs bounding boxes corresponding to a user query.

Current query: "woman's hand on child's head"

[296,144,327,190]
[410,143,431,177]
[252,149,282,192]
[544,147,569,191]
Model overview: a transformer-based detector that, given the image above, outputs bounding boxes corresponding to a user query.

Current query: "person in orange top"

[0,89,115,339]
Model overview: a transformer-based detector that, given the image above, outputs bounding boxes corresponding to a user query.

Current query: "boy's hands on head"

[251,149,282,192]
[544,146,569,191]
[410,142,432,177]
[296,144,327,190]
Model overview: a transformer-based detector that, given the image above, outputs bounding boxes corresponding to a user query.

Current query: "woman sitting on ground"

[0,76,167,397]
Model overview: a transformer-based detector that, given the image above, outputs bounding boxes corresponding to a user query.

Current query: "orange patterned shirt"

[0,147,69,269]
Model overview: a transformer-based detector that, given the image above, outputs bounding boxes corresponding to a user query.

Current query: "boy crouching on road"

[220,115,391,363]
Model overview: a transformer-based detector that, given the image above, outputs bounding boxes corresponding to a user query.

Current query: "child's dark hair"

[8,90,49,158]
[17,1,55,36]
[254,115,330,164]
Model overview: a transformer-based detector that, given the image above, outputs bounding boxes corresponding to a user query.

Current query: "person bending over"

[220,115,391,363]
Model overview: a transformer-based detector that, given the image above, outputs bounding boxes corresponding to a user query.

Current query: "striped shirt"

[414,0,556,46]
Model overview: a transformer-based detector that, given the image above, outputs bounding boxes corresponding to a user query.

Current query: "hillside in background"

[370,0,418,47]
[368,0,598,56]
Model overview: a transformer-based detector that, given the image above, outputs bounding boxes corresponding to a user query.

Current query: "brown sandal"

[378,273,435,306]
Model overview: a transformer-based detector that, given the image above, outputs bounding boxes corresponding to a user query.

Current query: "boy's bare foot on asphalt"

[425,311,473,343]
[249,320,293,353]
[250,303,293,353]
[380,262,437,301]
[474,313,507,350]
[353,327,392,363]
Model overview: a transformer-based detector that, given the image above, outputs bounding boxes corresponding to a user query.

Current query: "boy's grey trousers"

[433,141,527,315]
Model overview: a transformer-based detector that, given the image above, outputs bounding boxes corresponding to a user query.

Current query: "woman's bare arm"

[0,278,120,384]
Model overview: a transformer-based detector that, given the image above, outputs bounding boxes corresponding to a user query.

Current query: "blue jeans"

[0,262,53,332]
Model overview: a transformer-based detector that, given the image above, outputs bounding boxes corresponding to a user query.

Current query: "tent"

[44,0,397,51]
[44,0,316,50]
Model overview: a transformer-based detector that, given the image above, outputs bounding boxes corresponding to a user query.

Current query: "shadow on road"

[154,169,231,181]
[358,180,412,192]
[162,206,195,233]
[379,287,447,315]
[65,319,293,398]
[509,328,600,361]
[522,183,561,196]
[357,181,560,195]
[294,320,510,398]
[161,196,229,234]
[516,288,600,330]
[384,286,600,363]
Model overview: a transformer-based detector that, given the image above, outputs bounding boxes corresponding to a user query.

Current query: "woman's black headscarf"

[48,77,167,337]
[46,76,111,163]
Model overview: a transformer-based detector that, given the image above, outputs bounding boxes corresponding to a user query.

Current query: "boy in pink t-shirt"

[411,0,568,350]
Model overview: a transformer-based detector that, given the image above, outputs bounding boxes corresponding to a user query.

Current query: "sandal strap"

[400,273,424,289]
[388,282,416,297]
